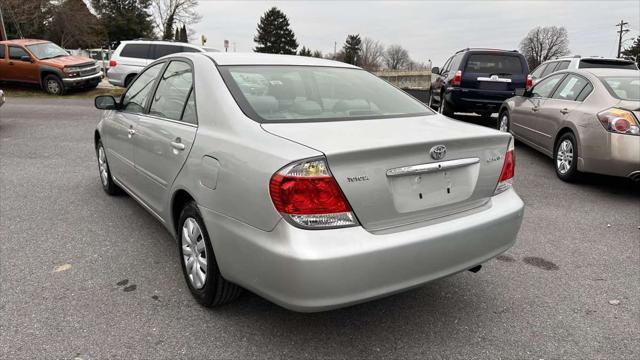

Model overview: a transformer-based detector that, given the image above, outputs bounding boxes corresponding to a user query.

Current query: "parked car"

[0,89,5,107]
[107,40,218,87]
[0,39,102,95]
[429,48,530,118]
[499,68,640,181]
[93,52,524,312]
[530,56,638,84]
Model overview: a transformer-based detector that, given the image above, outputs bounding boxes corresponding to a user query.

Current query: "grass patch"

[1,83,124,99]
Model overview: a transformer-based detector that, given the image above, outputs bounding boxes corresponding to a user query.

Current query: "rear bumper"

[62,72,102,88]
[580,132,640,178]
[200,188,524,312]
[446,88,516,112]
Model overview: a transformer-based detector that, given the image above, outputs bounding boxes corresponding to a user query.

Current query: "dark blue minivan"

[429,48,530,118]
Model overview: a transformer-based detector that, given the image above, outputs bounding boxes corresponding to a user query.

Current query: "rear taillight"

[494,137,515,195]
[525,75,533,90]
[269,158,358,229]
[451,70,462,86]
[597,108,639,136]
[109,59,117,67]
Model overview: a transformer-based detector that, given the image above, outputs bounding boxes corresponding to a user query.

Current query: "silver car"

[94,52,524,312]
[499,68,640,181]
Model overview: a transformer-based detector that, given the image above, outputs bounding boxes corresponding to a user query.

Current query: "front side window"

[600,76,640,100]
[149,61,194,121]
[540,62,559,77]
[122,62,164,113]
[531,64,548,78]
[8,46,29,60]
[555,61,570,71]
[220,66,431,123]
[25,42,68,59]
[532,73,565,98]
[552,75,590,101]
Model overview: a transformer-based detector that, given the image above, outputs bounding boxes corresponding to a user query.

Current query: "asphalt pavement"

[1,97,638,359]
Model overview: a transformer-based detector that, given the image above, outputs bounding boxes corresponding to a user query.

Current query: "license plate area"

[388,163,479,213]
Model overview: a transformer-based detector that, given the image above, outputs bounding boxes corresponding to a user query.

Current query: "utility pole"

[616,19,630,58]
[0,5,7,41]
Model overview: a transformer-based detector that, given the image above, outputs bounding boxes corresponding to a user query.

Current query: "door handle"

[170,139,185,151]
[560,108,569,115]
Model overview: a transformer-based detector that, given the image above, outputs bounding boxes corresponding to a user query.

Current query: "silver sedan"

[93,52,524,312]
[499,68,640,181]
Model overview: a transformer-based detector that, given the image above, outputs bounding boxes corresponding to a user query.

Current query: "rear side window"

[532,73,565,98]
[552,75,590,101]
[555,61,570,71]
[149,61,194,121]
[181,47,201,53]
[579,59,638,70]
[120,44,152,59]
[8,46,28,60]
[575,83,593,101]
[122,62,164,113]
[153,45,183,58]
[464,54,523,74]
[0,45,5,59]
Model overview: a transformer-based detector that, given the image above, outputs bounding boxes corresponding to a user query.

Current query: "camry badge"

[429,145,447,160]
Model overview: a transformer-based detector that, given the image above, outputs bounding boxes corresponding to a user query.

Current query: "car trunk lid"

[262,115,512,232]
[460,52,527,92]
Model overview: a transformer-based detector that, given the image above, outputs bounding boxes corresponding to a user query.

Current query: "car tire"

[554,132,580,182]
[96,139,122,195]
[438,92,454,117]
[43,74,65,96]
[497,111,510,132]
[178,201,242,307]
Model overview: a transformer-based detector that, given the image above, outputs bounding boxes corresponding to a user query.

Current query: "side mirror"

[95,95,118,110]
[431,67,440,75]
[20,55,32,62]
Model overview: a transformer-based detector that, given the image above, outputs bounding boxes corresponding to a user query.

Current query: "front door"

[132,60,197,214]
[102,61,165,189]
[6,46,39,83]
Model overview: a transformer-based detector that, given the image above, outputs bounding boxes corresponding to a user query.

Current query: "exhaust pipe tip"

[468,265,482,273]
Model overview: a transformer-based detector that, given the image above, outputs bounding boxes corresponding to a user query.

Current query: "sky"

[191,0,640,66]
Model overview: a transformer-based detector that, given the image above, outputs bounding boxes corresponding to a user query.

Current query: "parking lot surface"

[1,98,638,359]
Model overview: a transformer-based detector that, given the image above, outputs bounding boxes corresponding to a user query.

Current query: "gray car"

[94,52,524,312]
[499,68,640,181]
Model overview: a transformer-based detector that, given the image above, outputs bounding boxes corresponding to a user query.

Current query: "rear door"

[102,62,165,188]
[132,60,197,214]
[119,43,153,69]
[460,52,527,99]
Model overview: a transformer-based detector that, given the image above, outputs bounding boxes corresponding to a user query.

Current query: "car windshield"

[220,66,431,122]
[600,76,640,101]
[26,42,68,59]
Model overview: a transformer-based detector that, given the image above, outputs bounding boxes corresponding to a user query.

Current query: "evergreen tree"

[253,7,298,54]
[175,28,180,41]
[92,0,155,47]
[180,25,188,42]
[621,36,640,63]
[298,46,312,56]
[343,34,362,65]
[312,50,323,58]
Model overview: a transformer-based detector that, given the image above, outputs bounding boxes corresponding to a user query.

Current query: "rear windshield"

[465,54,523,74]
[579,60,638,70]
[600,76,640,100]
[219,66,432,123]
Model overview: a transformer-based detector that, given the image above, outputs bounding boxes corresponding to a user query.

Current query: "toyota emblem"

[429,145,447,160]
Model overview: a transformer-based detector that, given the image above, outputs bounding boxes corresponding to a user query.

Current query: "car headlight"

[63,67,82,77]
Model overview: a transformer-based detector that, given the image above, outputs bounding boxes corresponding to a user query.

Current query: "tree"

[360,37,385,71]
[92,0,155,47]
[48,0,104,48]
[342,34,362,65]
[384,44,410,70]
[312,50,323,58]
[253,7,298,54]
[621,36,640,63]
[1,0,53,39]
[298,46,312,57]
[151,0,201,40]
[519,26,570,69]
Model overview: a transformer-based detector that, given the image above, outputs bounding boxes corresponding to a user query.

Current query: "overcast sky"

[191,0,639,66]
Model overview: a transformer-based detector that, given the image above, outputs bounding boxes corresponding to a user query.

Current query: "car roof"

[0,39,50,46]
[203,52,358,68]
[552,55,635,63]
[120,40,203,48]
[574,68,640,77]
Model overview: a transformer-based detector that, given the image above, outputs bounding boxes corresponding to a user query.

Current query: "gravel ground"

[1,98,638,359]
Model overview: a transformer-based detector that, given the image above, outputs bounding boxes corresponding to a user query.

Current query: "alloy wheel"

[556,139,574,174]
[499,114,509,132]
[97,146,109,186]
[47,79,61,95]
[181,218,208,290]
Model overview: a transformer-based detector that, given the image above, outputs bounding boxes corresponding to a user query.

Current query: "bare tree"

[151,0,201,40]
[384,44,410,70]
[519,26,570,69]
[49,0,104,48]
[360,37,385,71]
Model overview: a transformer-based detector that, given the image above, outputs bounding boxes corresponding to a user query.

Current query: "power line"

[615,19,630,58]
